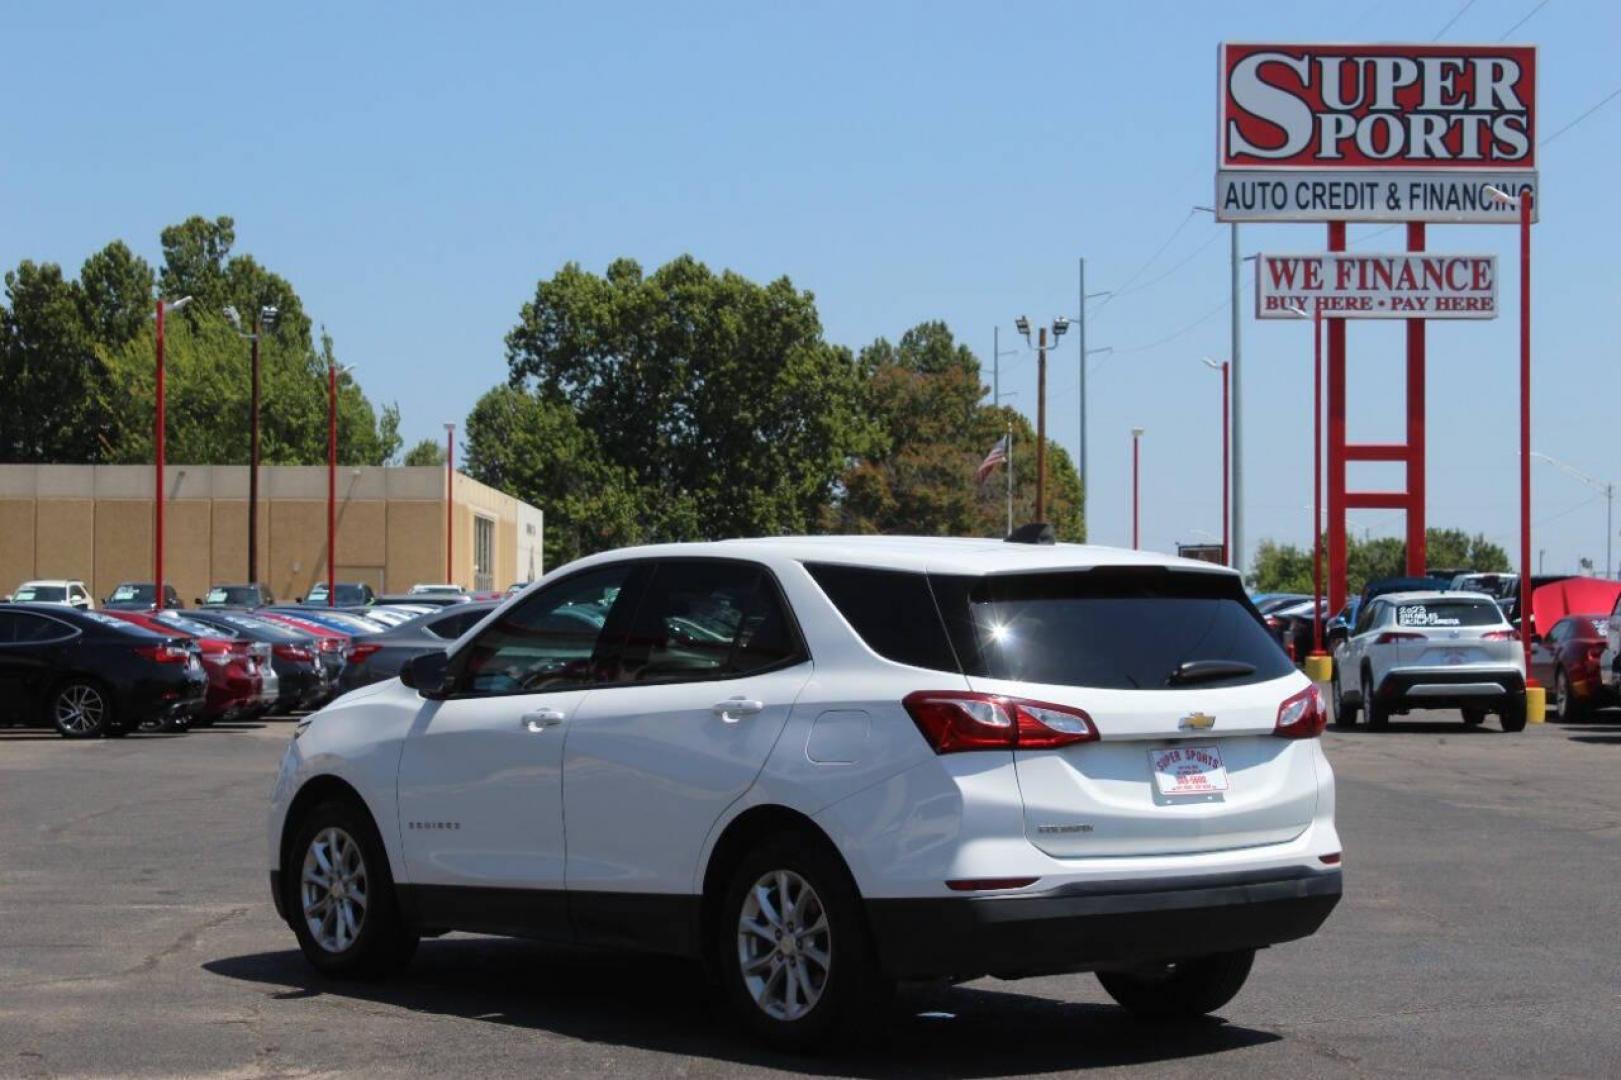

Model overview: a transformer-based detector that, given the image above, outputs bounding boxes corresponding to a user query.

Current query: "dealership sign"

[1217,43,1537,222]
[1255,253,1498,319]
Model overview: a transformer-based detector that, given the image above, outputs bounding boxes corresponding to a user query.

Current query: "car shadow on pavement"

[1336,721,1500,735]
[1568,734,1621,745]
[206,938,1279,1076]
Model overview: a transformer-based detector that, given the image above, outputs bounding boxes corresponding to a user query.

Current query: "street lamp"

[1193,205,1244,572]
[1131,427,1145,550]
[153,296,192,611]
[1200,356,1230,568]
[1015,316,1072,523]
[326,360,357,606]
[444,422,456,585]
[224,303,280,584]
[1530,451,1614,580]
[991,328,1019,408]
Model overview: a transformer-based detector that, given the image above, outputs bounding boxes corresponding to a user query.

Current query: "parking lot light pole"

[1196,207,1243,573]
[225,304,280,584]
[153,296,192,612]
[326,361,355,607]
[1131,428,1144,549]
[1200,357,1230,567]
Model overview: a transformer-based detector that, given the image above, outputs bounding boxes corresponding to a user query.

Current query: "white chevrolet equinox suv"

[268,536,1342,1048]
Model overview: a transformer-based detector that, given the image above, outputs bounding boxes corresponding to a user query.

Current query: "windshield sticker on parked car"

[1396,604,1461,627]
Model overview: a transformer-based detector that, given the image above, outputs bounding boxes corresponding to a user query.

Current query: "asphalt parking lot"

[2,710,1619,1079]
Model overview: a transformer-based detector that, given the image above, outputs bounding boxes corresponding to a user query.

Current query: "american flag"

[975,435,1009,483]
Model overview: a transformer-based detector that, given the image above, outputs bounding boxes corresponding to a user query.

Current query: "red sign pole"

[1220,360,1230,567]
[1518,191,1535,678]
[1311,303,1325,657]
[327,362,337,607]
[1405,224,1427,576]
[1326,222,1348,617]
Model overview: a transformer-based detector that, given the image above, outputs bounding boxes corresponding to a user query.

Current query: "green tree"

[0,261,108,461]
[78,241,154,346]
[1249,528,1515,594]
[462,385,645,566]
[1248,539,1316,594]
[832,322,1083,540]
[500,256,874,545]
[402,438,445,466]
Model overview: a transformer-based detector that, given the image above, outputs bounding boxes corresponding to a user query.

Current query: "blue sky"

[5,1,1617,574]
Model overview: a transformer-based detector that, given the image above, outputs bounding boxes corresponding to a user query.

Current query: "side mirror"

[401,651,453,697]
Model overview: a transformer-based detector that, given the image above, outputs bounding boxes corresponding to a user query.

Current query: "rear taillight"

[316,637,344,653]
[133,644,190,664]
[1482,629,1519,641]
[902,691,1097,754]
[1274,684,1327,739]
[273,644,313,662]
[348,643,383,663]
[1373,631,1426,645]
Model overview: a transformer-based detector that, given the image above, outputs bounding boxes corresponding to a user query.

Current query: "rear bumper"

[1377,668,1524,710]
[865,867,1342,981]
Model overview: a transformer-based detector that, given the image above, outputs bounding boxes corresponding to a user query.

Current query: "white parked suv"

[268,537,1342,1048]
[1331,590,1526,732]
[9,580,93,610]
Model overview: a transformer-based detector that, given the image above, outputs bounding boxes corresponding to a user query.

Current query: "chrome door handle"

[712,697,764,723]
[521,709,566,732]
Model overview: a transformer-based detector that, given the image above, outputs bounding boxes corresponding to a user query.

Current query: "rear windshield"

[205,587,261,606]
[807,562,1292,690]
[1393,600,1503,628]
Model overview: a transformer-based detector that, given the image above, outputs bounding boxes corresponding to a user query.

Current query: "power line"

[1111,229,1224,300]
[1431,0,1478,40]
[1090,209,1196,320]
[1541,83,1621,148]
[1498,0,1551,41]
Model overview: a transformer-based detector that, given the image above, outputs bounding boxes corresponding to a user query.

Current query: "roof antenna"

[1005,522,1056,545]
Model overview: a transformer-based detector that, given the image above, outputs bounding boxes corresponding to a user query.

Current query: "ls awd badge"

[1179,712,1216,730]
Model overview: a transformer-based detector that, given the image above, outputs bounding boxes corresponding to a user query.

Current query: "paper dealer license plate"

[1149,744,1230,796]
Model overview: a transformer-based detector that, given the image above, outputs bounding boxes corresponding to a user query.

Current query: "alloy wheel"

[301,826,369,953]
[737,869,832,1022]
[55,683,106,735]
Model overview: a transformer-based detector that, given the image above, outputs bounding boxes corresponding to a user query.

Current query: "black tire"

[284,799,417,978]
[1461,708,1487,726]
[1331,665,1358,728]
[717,832,891,1053]
[1500,695,1528,733]
[49,679,112,739]
[1553,668,1589,722]
[1097,949,1255,1020]
[1362,669,1389,730]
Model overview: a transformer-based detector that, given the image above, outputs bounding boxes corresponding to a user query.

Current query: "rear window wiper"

[1167,659,1257,686]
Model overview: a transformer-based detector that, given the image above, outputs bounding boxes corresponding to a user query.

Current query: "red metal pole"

[327,363,337,607]
[1405,222,1427,577]
[1519,191,1534,676]
[1327,222,1348,615]
[154,300,165,610]
[1131,430,1141,550]
[1221,361,1230,566]
[445,425,455,584]
[1312,304,1325,656]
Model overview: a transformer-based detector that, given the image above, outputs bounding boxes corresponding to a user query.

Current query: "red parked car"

[102,610,275,725]
[1528,614,1611,721]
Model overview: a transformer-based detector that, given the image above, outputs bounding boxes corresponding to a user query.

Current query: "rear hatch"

[930,566,1318,858]
[1388,597,1518,669]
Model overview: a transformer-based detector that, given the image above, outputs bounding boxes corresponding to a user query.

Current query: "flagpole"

[1006,423,1014,536]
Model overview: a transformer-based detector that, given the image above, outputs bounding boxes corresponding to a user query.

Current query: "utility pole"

[1078,258,1087,534]
[1036,326,1048,521]
[1005,422,1014,537]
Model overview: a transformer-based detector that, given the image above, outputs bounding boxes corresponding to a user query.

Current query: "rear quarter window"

[804,563,959,673]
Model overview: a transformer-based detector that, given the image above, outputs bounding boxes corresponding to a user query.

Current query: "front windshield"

[14,585,67,602]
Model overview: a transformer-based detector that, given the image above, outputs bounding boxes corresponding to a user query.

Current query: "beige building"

[0,465,543,605]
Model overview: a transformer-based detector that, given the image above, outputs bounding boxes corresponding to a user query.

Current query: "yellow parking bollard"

[1303,653,1334,684]
[1525,684,1546,724]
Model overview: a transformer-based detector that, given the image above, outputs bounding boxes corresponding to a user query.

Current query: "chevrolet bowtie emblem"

[1180,712,1216,730]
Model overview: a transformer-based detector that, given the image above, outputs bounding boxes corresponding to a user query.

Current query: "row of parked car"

[1252,570,1621,730]
[0,581,518,738]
